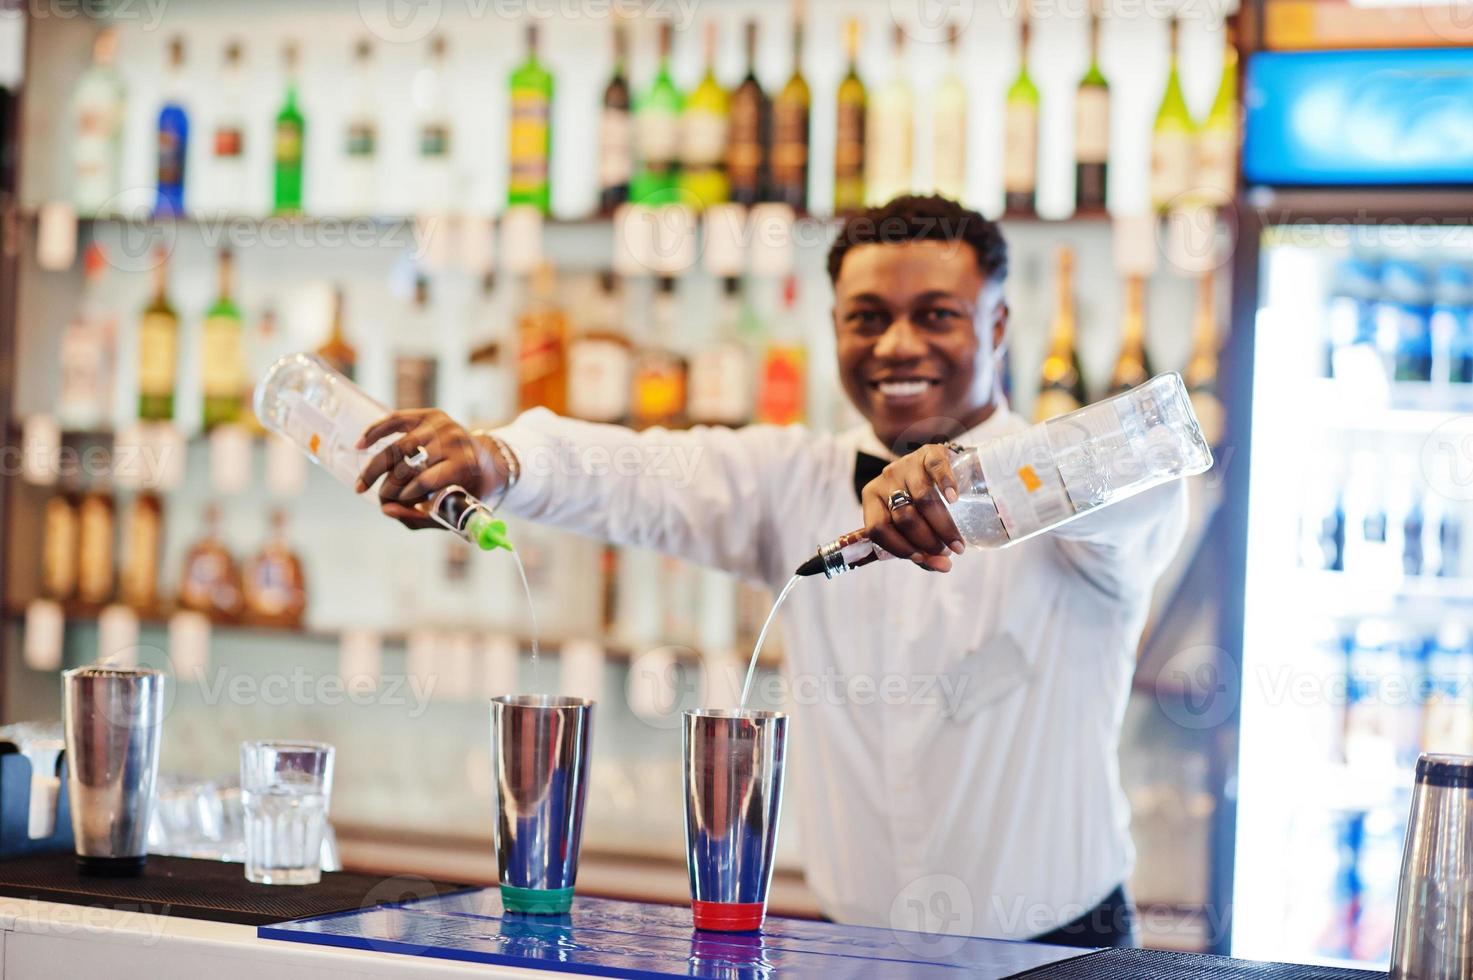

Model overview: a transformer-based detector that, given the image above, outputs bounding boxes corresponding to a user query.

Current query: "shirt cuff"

[488,409,560,516]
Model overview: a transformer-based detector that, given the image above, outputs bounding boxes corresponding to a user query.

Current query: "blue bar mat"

[258,889,1096,979]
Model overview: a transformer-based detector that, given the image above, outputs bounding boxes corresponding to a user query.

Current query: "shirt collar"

[850,396,1018,462]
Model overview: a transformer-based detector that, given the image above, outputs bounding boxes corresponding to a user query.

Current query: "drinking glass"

[239,740,334,885]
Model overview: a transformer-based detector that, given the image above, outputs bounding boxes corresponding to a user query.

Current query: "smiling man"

[358,195,1187,947]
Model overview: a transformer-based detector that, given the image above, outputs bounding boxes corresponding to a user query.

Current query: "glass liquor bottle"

[156,36,189,217]
[679,21,730,210]
[179,504,243,621]
[567,271,634,424]
[57,242,116,431]
[689,276,753,428]
[393,275,440,409]
[71,27,126,216]
[1075,8,1110,212]
[726,21,768,207]
[1107,276,1153,394]
[202,248,246,429]
[865,24,912,205]
[755,276,807,426]
[342,39,378,215]
[508,25,554,213]
[138,247,179,422]
[120,493,163,611]
[631,276,688,429]
[273,43,306,215]
[1196,19,1239,206]
[598,25,632,215]
[1184,272,1226,447]
[1003,12,1039,216]
[1034,245,1086,421]
[316,287,357,381]
[932,23,967,203]
[76,488,115,607]
[516,262,570,414]
[414,34,454,214]
[833,19,866,216]
[243,510,308,627]
[632,22,683,205]
[208,40,249,213]
[770,9,810,211]
[1150,17,1195,212]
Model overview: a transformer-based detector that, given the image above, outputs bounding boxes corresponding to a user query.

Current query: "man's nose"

[873,317,927,360]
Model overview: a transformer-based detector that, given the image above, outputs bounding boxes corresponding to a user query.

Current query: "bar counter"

[0,871,1390,980]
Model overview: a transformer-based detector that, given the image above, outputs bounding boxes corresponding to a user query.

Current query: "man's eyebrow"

[839,292,889,306]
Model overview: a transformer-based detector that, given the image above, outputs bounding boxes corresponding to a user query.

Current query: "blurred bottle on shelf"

[274,43,306,216]
[1343,451,1399,583]
[1297,467,1345,572]
[393,275,439,409]
[632,22,682,206]
[865,25,912,206]
[179,504,242,621]
[206,40,248,214]
[243,509,307,627]
[242,304,286,433]
[120,493,163,611]
[1108,276,1153,394]
[932,23,967,204]
[832,19,866,216]
[41,491,80,602]
[137,248,179,422]
[508,25,553,214]
[316,286,358,381]
[1197,19,1239,206]
[755,276,806,426]
[567,271,633,424]
[689,277,753,428]
[1325,258,1380,381]
[202,249,245,430]
[57,243,116,431]
[156,36,190,217]
[1003,12,1038,216]
[464,271,511,428]
[679,21,730,211]
[342,39,378,215]
[598,24,632,215]
[1185,272,1225,447]
[1423,624,1473,755]
[770,7,810,211]
[1394,461,1424,576]
[1433,264,1473,384]
[1074,6,1109,212]
[631,276,687,429]
[76,488,115,607]
[1149,18,1194,213]
[727,21,768,208]
[1034,246,1085,421]
[1344,620,1406,772]
[71,27,125,215]
[414,35,453,214]
[1380,261,1432,383]
[516,262,569,415]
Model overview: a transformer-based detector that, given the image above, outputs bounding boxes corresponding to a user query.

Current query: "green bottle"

[632,22,683,206]
[201,249,244,429]
[678,21,729,210]
[1197,20,1239,205]
[1074,9,1109,212]
[508,24,554,213]
[1003,15,1039,216]
[273,43,305,215]
[1150,17,1196,212]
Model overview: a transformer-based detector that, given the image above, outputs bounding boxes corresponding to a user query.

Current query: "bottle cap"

[466,512,513,552]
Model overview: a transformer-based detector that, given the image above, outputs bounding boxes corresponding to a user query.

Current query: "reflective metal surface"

[683,709,788,917]
[490,695,593,892]
[61,666,166,872]
[1392,753,1473,979]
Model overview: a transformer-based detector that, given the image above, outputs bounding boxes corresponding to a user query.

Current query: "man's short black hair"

[825,195,1009,286]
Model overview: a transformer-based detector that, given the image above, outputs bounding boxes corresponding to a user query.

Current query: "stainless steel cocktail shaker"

[62,666,166,875]
[1391,753,1473,979]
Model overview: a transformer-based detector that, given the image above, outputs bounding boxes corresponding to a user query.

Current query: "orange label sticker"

[309,433,321,457]
[1017,465,1042,492]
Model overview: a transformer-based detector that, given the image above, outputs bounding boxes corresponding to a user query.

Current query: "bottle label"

[756,346,805,425]
[866,99,912,203]
[214,125,244,159]
[932,99,967,200]
[201,314,244,398]
[567,338,633,422]
[420,121,451,159]
[727,91,764,189]
[598,108,632,187]
[1003,102,1037,194]
[1196,128,1236,204]
[1150,131,1193,207]
[632,357,686,424]
[158,127,185,188]
[978,425,1074,541]
[122,503,160,607]
[689,344,750,425]
[275,120,303,165]
[42,499,78,600]
[77,497,113,603]
[637,109,680,169]
[681,110,728,169]
[1075,87,1109,164]
[346,121,377,158]
[509,92,549,189]
[138,312,178,398]
[1044,395,1152,513]
[771,104,809,185]
[274,389,369,487]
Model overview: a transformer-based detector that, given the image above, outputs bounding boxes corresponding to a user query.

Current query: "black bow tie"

[854,451,889,503]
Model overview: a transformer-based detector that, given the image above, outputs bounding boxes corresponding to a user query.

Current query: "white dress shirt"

[494,401,1188,939]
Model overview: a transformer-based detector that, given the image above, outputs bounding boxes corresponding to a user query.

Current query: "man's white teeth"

[878,380,931,397]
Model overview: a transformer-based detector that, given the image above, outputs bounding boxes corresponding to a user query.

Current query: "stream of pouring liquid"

[510,550,542,687]
[739,575,801,709]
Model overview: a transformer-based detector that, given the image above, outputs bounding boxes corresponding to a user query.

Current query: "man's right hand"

[355,409,511,530]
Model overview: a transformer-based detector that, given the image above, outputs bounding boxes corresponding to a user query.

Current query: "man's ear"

[992,300,1010,354]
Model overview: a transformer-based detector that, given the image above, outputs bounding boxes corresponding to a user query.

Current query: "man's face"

[832,240,1007,449]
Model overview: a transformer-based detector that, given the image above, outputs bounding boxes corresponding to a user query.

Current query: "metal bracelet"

[471,429,520,512]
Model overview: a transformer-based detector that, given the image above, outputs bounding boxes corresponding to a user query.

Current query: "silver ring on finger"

[404,445,430,470]
[887,489,914,513]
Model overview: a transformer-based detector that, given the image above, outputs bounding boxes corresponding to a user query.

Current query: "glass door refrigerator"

[1225,46,1473,968]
